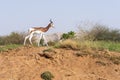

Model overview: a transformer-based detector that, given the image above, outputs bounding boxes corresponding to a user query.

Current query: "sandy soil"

[0,46,120,80]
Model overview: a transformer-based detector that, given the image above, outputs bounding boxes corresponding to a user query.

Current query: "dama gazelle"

[24,20,54,46]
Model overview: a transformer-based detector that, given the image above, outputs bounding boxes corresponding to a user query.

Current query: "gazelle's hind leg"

[37,33,43,46]
[24,35,30,45]
[42,34,48,46]
[29,33,34,45]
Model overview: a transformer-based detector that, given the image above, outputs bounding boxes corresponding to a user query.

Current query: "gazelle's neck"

[30,22,53,33]
[43,23,51,32]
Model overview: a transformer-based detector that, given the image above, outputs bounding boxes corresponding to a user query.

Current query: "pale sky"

[0,0,120,35]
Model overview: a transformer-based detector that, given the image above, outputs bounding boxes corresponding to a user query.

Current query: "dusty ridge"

[0,46,120,80]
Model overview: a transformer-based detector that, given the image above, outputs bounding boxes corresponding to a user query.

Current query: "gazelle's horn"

[50,19,53,23]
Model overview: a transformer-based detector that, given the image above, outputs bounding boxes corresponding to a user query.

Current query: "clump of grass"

[78,41,99,50]
[41,71,54,80]
[57,39,80,50]
[0,44,21,52]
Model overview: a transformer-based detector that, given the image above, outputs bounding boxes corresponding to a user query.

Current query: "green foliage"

[97,41,120,52]
[61,31,75,40]
[41,71,54,80]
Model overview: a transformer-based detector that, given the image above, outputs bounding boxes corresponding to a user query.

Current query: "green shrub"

[41,71,54,80]
[61,31,75,40]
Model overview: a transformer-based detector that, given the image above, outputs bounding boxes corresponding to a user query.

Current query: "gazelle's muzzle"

[52,24,54,28]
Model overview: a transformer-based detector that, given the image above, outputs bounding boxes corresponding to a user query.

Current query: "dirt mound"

[0,46,120,80]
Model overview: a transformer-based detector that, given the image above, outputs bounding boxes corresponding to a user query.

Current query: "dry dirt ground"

[0,46,120,80]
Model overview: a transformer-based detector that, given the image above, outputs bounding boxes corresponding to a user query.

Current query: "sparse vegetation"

[0,22,120,80]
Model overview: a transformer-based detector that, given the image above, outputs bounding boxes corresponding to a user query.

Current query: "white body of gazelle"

[24,20,54,46]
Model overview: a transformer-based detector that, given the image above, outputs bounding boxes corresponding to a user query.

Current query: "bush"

[61,31,75,40]
[0,32,26,45]
[91,25,120,41]
[41,71,54,80]
[78,23,120,41]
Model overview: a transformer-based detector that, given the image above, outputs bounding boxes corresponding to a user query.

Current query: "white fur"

[23,29,48,46]
[28,28,35,33]
[24,20,53,46]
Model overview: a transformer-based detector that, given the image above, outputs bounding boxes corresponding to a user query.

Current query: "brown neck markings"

[32,22,53,33]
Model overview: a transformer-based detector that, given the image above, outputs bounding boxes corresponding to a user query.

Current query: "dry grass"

[55,39,100,50]
[57,39,80,50]
[55,40,120,52]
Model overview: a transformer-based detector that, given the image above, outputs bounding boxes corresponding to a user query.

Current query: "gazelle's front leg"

[24,35,30,45]
[42,34,48,46]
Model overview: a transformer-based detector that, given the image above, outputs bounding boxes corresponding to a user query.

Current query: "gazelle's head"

[49,19,54,28]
